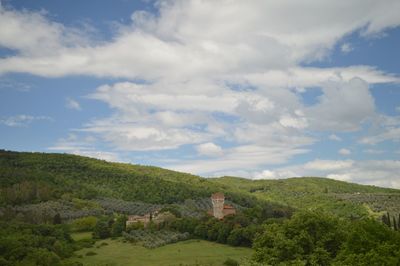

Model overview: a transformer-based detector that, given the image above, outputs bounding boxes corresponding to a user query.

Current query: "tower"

[211,192,225,219]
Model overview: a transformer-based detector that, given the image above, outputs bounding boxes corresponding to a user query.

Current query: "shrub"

[72,216,98,232]
[85,251,97,256]
[223,258,239,266]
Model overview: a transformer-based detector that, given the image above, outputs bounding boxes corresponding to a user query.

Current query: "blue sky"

[0,0,400,188]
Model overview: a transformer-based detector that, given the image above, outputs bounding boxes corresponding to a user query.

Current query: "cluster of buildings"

[126,192,236,227]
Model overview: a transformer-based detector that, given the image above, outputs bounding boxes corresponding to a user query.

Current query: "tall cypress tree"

[398,213,400,229]
[382,214,388,226]
[387,212,391,228]
[53,213,62,224]
[393,217,398,231]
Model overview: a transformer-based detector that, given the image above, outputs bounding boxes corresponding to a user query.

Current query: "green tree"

[112,215,127,237]
[334,219,400,265]
[53,213,62,225]
[93,220,110,239]
[23,248,60,266]
[252,211,347,265]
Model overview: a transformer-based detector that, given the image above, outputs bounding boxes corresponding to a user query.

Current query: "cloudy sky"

[1,0,400,188]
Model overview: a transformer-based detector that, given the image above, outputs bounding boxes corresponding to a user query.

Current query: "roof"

[223,205,235,209]
[211,192,225,199]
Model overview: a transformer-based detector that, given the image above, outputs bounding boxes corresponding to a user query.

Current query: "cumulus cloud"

[329,134,342,141]
[196,142,223,157]
[1,1,400,78]
[0,114,52,127]
[306,78,376,132]
[253,170,297,180]
[339,148,352,155]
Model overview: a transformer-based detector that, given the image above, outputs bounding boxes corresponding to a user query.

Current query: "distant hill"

[209,176,400,217]
[1,150,399,219]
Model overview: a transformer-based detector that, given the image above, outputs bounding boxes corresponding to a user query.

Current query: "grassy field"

[67,238,252,266]
[71,232,93,241]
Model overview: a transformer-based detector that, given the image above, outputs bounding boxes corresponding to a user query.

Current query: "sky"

[0,0,400,188]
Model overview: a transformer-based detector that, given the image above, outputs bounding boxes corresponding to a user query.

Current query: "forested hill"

[1,150,399,218]
[0,149,260,207]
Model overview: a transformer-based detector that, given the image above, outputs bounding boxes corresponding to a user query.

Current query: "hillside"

[1,150,400,265]
[1,150,399,220]
[210,176,400,217]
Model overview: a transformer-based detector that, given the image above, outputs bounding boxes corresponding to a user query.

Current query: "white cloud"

[196,142,223,157]
[0,4,89,55]
[0,114,52,127]
[359,127,400,145]
[304,159,354,171]
[329,134,342,141]
[65,97,81,110]
[251,159,400,188]
[253,169,298,180]
[341,43,353,53]
[170,144,309,175]
[326,173,352,181]
[306,78,376,132]
[1,1,400,79]
[339,148,352,155]
[279,115,308,129]
[48,133,121,162]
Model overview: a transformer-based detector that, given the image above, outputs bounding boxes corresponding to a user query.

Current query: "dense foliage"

[162,203,292,247]
[0,150,261,206]
[252,211,400,265]
[0,222,78,266]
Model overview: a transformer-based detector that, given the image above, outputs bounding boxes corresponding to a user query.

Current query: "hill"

[1,150,400,265]
[209,176,400,218]
[1,149,399,219]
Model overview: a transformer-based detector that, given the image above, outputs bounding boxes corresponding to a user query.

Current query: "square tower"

[211,192,225,219]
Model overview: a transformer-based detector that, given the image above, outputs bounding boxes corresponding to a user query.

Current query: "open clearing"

[67,238,252,266]
[71,232,93,241]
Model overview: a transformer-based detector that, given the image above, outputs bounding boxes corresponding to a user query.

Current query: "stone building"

[211,192,236,219]
[126,213,151,227]
[126,209,174,228]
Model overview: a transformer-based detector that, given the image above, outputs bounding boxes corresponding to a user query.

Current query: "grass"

[66,238,252,266]
[71,232,93,241]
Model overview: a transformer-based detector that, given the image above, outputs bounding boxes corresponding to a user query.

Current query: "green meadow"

[67,238,252,266]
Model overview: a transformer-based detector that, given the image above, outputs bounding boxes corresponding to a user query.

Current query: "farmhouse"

[126,209,175,228]
[210,192,236,219]
[126,213,151,227]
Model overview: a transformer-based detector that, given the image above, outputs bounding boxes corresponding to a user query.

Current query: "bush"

[85,251,97,256]
[223,258,239,266]
[72,216,98,232]
[92,220,111,239]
